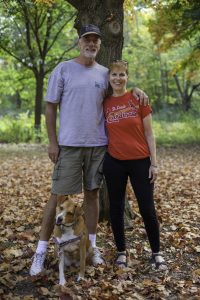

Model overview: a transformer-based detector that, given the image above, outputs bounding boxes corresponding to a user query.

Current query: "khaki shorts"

[51,146,106,195]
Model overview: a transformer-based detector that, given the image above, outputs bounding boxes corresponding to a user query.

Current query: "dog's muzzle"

[56,216,63,225]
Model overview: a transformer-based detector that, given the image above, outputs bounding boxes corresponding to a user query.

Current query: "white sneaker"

[91,247,105,266]
[29,252,46,276]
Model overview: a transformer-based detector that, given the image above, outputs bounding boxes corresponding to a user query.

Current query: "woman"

[103,60,167,270]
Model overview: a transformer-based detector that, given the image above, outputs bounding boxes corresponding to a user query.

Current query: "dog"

[53,196,93,286]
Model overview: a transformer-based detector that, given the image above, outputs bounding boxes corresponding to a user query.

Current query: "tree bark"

[69,0,124,66]
[99,178,134,228]
[34,67,45,133]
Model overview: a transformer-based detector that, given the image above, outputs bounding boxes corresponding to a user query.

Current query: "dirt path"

[0,144,200,299]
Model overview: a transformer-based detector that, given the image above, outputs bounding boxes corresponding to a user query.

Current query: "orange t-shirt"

[103,91,152,160]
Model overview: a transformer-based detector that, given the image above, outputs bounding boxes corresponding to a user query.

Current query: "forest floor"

[0,144,200,300]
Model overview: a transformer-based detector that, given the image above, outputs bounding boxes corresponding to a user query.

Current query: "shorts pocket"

[95,158,104,186]
[52,159,61,181]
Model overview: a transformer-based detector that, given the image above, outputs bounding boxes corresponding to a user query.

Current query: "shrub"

[0,112,48,143]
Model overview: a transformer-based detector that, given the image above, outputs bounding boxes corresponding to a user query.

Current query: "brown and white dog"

[53,196,93,286]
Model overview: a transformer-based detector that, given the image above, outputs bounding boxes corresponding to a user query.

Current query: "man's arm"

[132,87,149,106]
[45,102,59,163]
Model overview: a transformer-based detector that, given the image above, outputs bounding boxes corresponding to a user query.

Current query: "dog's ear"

[57,195,68,205]
[74,205,84,218]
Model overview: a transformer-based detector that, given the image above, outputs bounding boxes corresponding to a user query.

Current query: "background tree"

[0,0,77,130]
[148,0,200,111]
[0,53,35,113]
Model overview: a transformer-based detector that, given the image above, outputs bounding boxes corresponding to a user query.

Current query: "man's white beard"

[83,49,97,58]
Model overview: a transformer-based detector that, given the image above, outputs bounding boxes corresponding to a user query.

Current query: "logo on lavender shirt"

[95,81,104,88]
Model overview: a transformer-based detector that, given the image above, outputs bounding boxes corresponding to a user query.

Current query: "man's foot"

[151,252,168,271]
[29,252,46,276]
[114,251,127,268]
[91,247,105,266]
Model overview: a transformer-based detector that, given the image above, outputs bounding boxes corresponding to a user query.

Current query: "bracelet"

[151,165,157,168]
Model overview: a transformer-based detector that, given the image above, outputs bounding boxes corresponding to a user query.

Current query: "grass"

[153,119,200,145]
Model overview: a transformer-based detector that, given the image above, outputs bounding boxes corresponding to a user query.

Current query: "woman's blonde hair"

[109,60,128,75]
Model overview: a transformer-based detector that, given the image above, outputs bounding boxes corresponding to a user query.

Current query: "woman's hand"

[149,165,158,183]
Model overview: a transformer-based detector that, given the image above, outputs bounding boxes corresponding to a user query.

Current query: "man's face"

[79,34,101,59]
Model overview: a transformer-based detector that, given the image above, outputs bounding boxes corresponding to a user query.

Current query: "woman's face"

[109,66,128,93]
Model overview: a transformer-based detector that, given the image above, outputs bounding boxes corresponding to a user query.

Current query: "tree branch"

[173,74,184,100]
[47,13,76,53]
[189,82,200,98]
[0,44,37,75]
[18,0,36,63]
[44,42,77,74]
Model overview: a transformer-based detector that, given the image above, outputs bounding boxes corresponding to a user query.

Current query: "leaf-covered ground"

[0,144,200,300]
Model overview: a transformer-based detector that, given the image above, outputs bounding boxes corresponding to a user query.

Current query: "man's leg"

[40,194,57,241]
[83,188,104,265]
[84,189,99,235]
[30,194,57,276]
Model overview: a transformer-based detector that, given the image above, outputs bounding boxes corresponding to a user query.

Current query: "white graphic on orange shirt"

[106,99,139,123]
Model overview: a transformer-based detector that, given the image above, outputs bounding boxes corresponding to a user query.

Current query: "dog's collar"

[53,234,83,248]
[56,221,75,228]
[60,221,76,227]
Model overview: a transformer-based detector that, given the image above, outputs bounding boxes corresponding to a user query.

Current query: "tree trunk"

[71,0,124,66]
[67,0,133,223]
[34,70,44,132]
[174,75,193,112]
[182,94,191,111]
[14,91,22,109]
[99,178,135,228]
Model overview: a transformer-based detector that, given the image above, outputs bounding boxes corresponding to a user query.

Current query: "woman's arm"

[143,114,157,183]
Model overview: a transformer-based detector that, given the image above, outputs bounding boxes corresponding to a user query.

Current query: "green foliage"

[0,0,79,127]
[153,118,200,145]
[0,113,48,143]
[123,9,173,109]
[0,58,36,111]
[153,107,200,145]
[123,6,200,111]
[148,0,200,70]
[0,0,77,71]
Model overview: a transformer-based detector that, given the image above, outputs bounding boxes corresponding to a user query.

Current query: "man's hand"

[48,143,60,163]
[132,87,149,106]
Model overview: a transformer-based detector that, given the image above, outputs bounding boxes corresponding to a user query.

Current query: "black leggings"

[103,153,160,253]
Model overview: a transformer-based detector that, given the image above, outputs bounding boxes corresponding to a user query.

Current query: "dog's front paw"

[59,279,66,286]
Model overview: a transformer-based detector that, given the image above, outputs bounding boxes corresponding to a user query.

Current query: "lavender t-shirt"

[45,59,108,146]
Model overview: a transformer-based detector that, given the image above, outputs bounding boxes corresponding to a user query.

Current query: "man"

[30,24,148,276]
